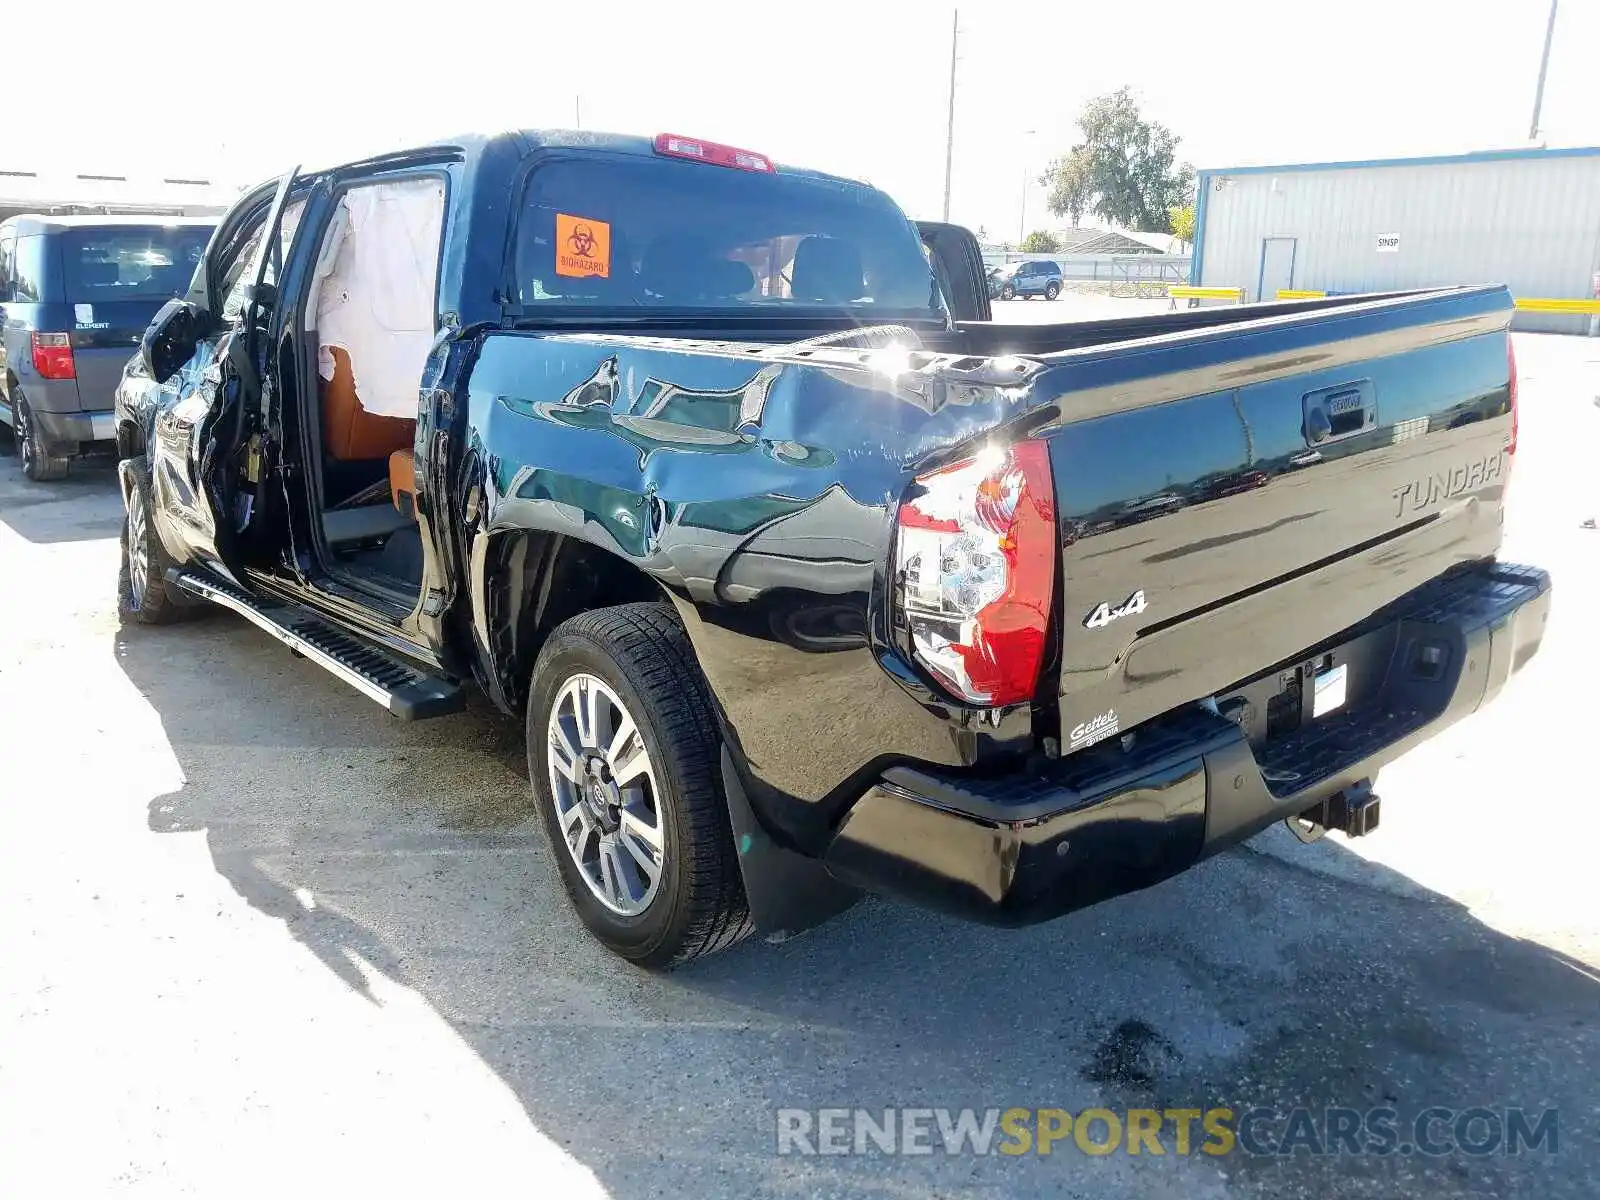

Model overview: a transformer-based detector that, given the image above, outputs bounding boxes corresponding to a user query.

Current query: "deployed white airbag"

[315,178,445,419]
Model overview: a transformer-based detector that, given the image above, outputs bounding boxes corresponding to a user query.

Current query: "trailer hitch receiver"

[1286,779,1381,844]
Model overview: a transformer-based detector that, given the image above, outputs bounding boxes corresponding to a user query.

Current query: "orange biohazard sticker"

[555,213,611,279]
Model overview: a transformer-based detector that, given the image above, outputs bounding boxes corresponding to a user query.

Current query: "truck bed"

[940,286,1517,757]
[938,289,1424,357]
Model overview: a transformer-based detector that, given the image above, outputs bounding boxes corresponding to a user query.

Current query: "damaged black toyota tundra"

[113,131,1550,966]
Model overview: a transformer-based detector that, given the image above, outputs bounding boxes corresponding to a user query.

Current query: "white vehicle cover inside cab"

[312,178,445,420]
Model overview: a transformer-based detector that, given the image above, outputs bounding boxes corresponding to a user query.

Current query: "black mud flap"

[720,748,860,940]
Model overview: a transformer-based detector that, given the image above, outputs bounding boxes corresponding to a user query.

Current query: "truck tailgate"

[1033,287,1515,752]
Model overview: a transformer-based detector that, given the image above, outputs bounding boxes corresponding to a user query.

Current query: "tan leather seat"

[322,346,415,462]
[388,449,416,518]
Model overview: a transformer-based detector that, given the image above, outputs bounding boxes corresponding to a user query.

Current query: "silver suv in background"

[0,216,213,479]
[988,258,1062,300]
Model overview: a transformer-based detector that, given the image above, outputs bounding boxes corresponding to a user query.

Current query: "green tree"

[1042,88,1194,233]
[1169,203,1195,247]
[1044,149,1092,227]
[1020,229,1061,253]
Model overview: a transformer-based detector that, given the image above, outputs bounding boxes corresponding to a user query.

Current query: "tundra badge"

[1391,451,1504,518]
[1083,589,1148,629]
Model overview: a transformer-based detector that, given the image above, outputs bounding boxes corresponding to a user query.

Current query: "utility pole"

[942,8,958,221]
[575,95,583,130]
[1528,0,1558,141]
[1018,164,1028,244]
[1018,129,1036,245]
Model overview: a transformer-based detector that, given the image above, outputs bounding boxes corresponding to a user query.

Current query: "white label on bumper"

[90,412,117,440]
[1068,708,1120,750]
[1313,664,1348,717]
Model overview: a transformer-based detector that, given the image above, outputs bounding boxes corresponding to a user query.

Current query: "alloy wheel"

[545,673,666,915]
[126,483,150,609]
[17,403,33,475]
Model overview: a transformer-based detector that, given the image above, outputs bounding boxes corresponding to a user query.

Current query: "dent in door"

[147,339,229,573]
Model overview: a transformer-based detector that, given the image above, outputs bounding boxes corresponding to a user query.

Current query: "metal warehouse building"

[1191,146,1600,332]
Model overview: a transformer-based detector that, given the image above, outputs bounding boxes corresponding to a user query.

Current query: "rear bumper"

[30,408,115,455]
[820,562,1551,925]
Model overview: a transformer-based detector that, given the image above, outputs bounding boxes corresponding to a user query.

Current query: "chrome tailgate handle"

[1303,381,1376,445]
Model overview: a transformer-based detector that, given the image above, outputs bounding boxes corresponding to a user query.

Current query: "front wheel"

[527,603,753,967]
[118,457,195,625]
[1045,281,1061,300]
[1000,283,1015,300]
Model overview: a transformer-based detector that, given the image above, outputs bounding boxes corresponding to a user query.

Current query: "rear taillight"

[894,442,1056,706]
[1505,337,1519,457]
[30,332,76,380]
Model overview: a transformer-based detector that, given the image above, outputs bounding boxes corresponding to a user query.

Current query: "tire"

[1000,283,1015,301]
[1045,281,1061,300]
[118,456,193,625]
[16,397,69,481]
[527,602,753,967]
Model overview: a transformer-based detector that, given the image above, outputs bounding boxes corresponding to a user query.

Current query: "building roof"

[1056,227,1164,254]
[0,169,239,215]
[1198,143,1600,178]
[0,214,217,235]
[1052,227,1105,251]
[983,227,1174,256]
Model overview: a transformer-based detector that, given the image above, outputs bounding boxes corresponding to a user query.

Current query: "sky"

[8,0,1598,237]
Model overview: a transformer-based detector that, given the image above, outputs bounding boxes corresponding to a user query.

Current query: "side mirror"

[140,298,212,382]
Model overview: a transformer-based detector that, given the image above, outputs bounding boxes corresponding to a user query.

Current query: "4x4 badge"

[1083,589,1148,630]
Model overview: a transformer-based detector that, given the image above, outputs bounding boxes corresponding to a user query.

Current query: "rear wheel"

[16,397,69,481]
[527,602,753,967]
[118,457,193,625]
[1045,281,1061,300]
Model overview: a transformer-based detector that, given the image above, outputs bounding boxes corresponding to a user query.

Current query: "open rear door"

[917,220,991,323]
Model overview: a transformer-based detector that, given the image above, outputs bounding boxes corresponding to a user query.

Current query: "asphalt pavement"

[0,330,1595,1199]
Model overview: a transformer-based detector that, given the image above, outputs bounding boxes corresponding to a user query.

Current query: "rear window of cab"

[513,153,940,317]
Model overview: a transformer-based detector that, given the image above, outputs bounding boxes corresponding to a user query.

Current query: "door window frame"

[284,164,452,616]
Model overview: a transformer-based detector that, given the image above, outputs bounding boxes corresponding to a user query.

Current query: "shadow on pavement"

[0,455,123,544]
[117,614,1598,1200]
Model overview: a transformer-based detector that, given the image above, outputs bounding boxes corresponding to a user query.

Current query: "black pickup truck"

[113,130,1550,966]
